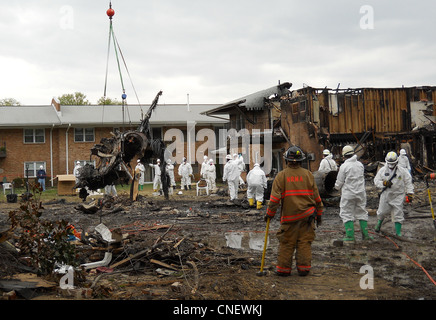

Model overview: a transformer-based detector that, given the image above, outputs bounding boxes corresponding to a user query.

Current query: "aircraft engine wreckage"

[75,91,170,201]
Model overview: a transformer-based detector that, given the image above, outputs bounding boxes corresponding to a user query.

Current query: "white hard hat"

[323,149,330,156]
[208,159,213,164]
[342,145,354,157]
[157,159,160,162]
[203,155,208,160]
[137,159,140,162]
[76,161,80,165]
[226,154,232,160]
[385,151,398,164]
[400,149,407,155]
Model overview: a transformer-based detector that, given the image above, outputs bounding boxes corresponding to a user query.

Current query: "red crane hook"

[107,2,115,19]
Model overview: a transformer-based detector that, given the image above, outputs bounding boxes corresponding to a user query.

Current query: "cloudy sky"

[1,0,435,106]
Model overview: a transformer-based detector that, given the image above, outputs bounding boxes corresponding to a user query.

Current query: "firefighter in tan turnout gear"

[265,146,324,277]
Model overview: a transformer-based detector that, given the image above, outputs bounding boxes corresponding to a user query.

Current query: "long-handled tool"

[257,218,270,276]
[425,174,436,240]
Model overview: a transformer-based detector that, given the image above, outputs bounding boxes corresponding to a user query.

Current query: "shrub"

[8,183,78,275]
[12,177,24,188]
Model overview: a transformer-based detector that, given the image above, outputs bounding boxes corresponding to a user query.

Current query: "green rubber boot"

[375,219,383,233]
[359,220,373,240]
[342,221,355,242]
[395,222,402,237]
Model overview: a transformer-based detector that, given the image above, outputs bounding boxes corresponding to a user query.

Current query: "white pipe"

[187,93,190,112]
[80,252,112,270]
[66,124,71,174]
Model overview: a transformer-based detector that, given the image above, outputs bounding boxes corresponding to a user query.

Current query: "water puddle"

[207,230,276,251]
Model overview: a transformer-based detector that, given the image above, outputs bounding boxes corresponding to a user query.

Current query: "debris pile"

[1,175,435,300]
[0,193,261,300]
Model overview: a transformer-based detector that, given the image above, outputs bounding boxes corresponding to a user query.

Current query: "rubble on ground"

[0,175,435,300]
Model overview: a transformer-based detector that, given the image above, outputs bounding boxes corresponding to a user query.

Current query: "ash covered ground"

[0,180,435,301]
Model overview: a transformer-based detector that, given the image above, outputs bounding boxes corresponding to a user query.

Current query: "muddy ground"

[0,179,435,305]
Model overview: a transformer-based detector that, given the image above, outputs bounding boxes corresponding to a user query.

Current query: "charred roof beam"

[235,104,256,125]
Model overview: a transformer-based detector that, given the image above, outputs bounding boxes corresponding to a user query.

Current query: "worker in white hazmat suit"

[246,163,267,209]
[136,160,145,190]
[334,145,372,242]
[178,157,192,190]
[233,153,246,187]
[73,161,82,184]
[374,151,414,237]
[105,183,118,197]
[205,159,216,191]
[149,159,162,193]
[166,159,176,190]
[200,155,208,179]
[223,154,242,201]
[318,149,337,174]
[398,149,412,176]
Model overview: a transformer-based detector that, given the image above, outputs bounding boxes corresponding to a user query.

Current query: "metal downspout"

[66,124,71,174]
[50,124,54,187]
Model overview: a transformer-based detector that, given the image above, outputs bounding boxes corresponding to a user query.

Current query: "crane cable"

[102,2,143,125]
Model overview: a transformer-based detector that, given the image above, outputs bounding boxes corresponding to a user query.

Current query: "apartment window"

[24,161,46,178]
[24,128,45,143]
[74,128,95,142]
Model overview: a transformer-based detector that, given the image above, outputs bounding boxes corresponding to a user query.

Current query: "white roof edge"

[0,103,228,127]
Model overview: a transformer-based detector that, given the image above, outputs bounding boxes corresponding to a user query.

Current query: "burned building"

[281,85,436,173]
[203,83,436,176]
[202,82,294,176]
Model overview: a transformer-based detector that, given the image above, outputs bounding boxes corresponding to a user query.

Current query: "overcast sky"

[1,0,435,106]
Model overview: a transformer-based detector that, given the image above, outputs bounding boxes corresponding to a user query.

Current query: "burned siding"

[280,86,436,171]
[204,84,435,172]
[315,88,410,135]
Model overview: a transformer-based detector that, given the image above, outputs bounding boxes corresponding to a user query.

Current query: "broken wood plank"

[109,248,148,269]
[150,259,179,271]
[173,237,185,249]
[131,279,183,287]
[152,224,174,248]
[0,273,57,291]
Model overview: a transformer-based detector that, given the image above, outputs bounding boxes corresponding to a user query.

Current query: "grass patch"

[0,183,156,203]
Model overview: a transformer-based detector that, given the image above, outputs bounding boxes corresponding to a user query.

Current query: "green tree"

[58,92,90,105]
[97,96,122,105]
[0,98,21,106]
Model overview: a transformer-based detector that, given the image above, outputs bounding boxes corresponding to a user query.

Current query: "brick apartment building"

[0,100,227,187]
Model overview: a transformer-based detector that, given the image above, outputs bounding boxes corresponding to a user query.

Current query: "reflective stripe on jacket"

[266,165,323,224]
